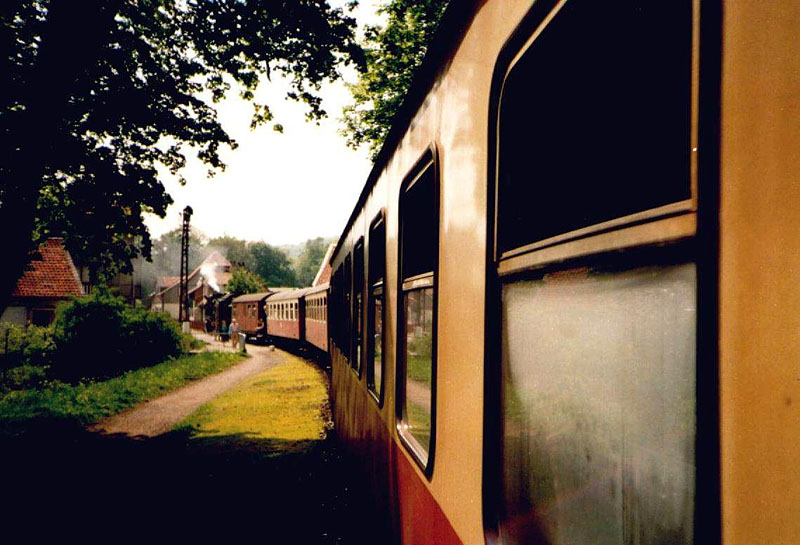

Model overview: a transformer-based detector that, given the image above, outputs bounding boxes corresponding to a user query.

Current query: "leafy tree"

[249,242,297,287]
[207,236,252,270]
[226,267,266,297]
[341,0,449,159]
[296,237,330,287]
[1,0,362,313]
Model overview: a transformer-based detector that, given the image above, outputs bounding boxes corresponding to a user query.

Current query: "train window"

[397,152,438,471]
[367,213,386,402]
[498,263,696,544]
[343,254,352,362]
[495,0,693,258]
[352,239,365,376]
[332,267,343,352]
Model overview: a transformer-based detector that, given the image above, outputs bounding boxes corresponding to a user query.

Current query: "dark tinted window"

[331,265,346,356]
[31,309,55,327]
[368,216,386,400]
[343,255,352,361]
[369,218,386,287]
[353,240,365,375]
[497,0,693,255]
[402,165,438,279]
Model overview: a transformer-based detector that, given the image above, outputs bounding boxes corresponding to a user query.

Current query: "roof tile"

[11,238,84,299]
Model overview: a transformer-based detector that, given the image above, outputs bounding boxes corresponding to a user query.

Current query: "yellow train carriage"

[328,1,800,543]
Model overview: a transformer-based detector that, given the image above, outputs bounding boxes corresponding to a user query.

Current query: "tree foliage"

[226,267,266,297]
[249,242,297,288]
[340,0,449,159]
[1,0,362,310]
[295,237,329,287]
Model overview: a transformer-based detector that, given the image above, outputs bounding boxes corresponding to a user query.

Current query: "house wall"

[162,303,180,320]
[0,306,26,326]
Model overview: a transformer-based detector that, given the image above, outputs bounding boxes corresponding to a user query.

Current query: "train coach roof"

[265,288,312,302]
[304,283,329,296]
[231,292,271,303]
[330,0,483,264]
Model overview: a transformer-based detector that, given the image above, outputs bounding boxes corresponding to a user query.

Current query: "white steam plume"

[200,263,221,292]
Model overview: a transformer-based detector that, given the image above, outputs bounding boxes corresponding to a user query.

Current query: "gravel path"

[90,334,283,438]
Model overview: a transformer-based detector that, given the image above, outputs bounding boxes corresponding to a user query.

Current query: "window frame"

[367,210,387,406]
[396,145,440,477]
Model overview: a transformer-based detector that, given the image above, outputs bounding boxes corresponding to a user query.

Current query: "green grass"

[407,354,432,384]
[176,353,330,457]
[0,351,244,434]
[406,401,431,452]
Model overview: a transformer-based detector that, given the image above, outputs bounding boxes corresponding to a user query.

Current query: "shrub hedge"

[2,289,187,384]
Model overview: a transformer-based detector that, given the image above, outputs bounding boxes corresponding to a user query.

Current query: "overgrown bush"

[52,289,129,379]
[0,290,189,384]
[0,324,55,368]
[51,289,185,380]
[20,325,56,367]
[122,308,184,368]
[3,364,49,390]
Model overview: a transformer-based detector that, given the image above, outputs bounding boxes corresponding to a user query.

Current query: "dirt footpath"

[90,336,283,438]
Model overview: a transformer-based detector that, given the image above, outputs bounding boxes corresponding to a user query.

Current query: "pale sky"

[144,1,384,245]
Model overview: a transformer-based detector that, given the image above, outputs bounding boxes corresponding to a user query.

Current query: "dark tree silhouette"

[0,0,362,312]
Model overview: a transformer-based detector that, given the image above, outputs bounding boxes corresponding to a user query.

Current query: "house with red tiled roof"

[0,238,84,327]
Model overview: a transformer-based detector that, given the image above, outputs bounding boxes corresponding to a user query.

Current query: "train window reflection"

[499,263,696,545]
[403,287,433,453]
[372,295,383,399]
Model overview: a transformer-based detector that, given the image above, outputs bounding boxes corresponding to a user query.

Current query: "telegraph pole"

[178,206,193,324]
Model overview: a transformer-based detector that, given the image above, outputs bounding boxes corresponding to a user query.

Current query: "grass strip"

[0,351,245,434]
[177,352,329,457]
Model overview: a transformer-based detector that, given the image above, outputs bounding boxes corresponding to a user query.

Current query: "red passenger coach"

[230,292,270,340]
[265,289,308,341]
[303,283,329,351]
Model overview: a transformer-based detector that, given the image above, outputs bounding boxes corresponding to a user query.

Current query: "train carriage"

[303,283,329,352]
[230,292,270,340]
[327,1,800,544]
[265,288,310,341]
